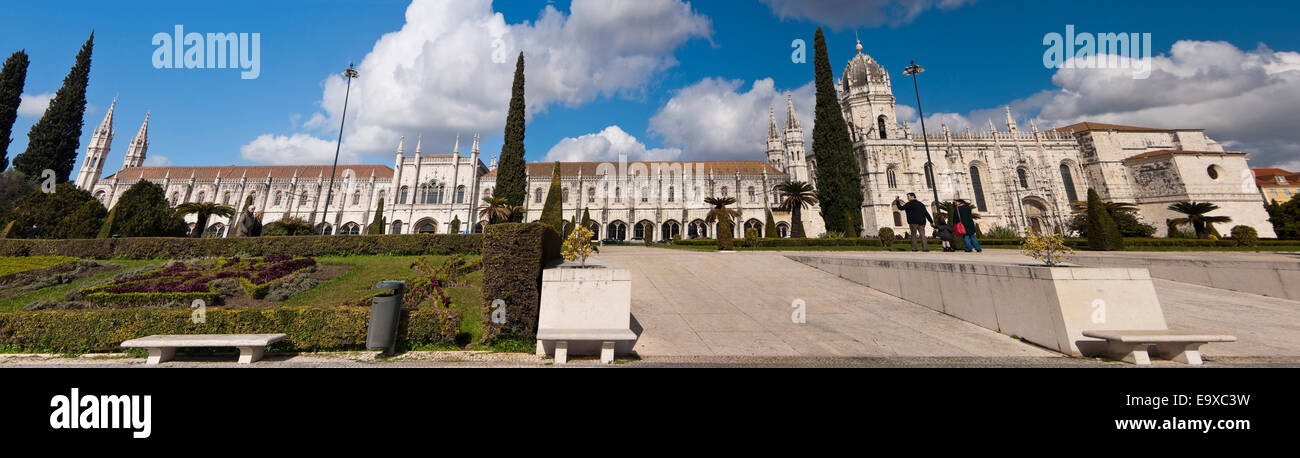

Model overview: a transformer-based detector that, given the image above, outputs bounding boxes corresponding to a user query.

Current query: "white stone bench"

[1082,330,1236,365]
[121,334,287,365]
[536,329,638,365]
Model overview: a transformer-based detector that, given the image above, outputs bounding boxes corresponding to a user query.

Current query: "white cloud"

[242,0,711,164]
[760,0,976,30]
[17,92,53,117]
[648,77,814,161]
[240,133,355,165]
[143,155,171,167]
[544,125,681,162]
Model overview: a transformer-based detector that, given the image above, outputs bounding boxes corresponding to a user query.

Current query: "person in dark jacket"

[953,199,982,253]
[894,193,933,252]
[933,215,954,252]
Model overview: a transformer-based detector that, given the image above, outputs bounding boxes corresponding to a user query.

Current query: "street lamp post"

[903,61,941,215]
[320,62,359,235]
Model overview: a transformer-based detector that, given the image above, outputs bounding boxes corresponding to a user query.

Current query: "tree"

[777,181,817,238]
[14,34,93,182]
[764,208,777,238]
[96,205,116,238]
[809,28,863,234]
[705,196,739,251]
[1265,198,1300,238]
[0,169,35,219]
[476,196,510,224]
[540,161,563,233]
[495,52,528,217]
[1167,201,1232,239]
[175,201,236,238]
[110,180,187,237]
[562,225,596,267]
[264,217,314,236]
[0,50,30,171]
[1085,188,1124,250]
[1070,199,1137,215]
[54,199,107,239]
[449,215,461,234]
[581,207,592,227]
[4,182,101,238]
[1067,211,1154,238]
[367,198,386,234]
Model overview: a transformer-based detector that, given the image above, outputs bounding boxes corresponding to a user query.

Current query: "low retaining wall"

[1066,254,1300,300]
[787,255,1168,356]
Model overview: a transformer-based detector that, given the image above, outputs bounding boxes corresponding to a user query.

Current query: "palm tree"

[935,201,982,222]
[776,181,817,238]
[264,216,315,236]
[1070,200,1138,215]
[476,196,511,224]
[174,202,236,238]
[705,196,740,250]
[506,205,527,222]
[1168,201,1232,239]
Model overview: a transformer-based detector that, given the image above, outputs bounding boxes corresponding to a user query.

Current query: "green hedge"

[0,305,460,353]
[0,233,483,259]
[671,236,1300,249]
[480,223,561,340]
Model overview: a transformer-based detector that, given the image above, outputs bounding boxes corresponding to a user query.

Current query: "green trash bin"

[367,281,406,353]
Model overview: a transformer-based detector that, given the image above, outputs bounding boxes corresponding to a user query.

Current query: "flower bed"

[80,255,317,306]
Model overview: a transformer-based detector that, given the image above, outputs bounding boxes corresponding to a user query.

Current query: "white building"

[77,39,1277,239]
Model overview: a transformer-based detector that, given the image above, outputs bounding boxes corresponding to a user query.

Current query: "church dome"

[842,40,887,92]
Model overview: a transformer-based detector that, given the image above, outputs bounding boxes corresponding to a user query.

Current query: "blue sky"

[2,0,1298,174]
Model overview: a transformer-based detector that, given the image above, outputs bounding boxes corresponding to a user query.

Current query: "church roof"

[481,161,786,178]
[1122,149,1243,162]
[104,164,395,181]
[1050,121,1202,134]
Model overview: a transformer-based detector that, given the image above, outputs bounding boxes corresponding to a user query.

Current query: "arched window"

[222,192,231,205]
[924,163,935,189]
[1060,163,1078,202]
[273,191,282,206]
[614,187,621,202]
[878,115,888,139]
[455,185,465,204]
[641,187,649,203]
[352,191,361,206]
[1018,168,1030,189]
[300,191,309,206]
[196,191,206,203]
[720,186,729,198]
[534,188,543,203]
[886,168,897,188]
[95,191,106,205]
[483,187,492,198]
[561,187,569,203]
[399,186,409,204]
[170,192,179,206]
[588,187,596,203]
[667,186,675,202]
[390,220,403,234]
[748,186,756,202]
[436,184,446,204]
[340,222,360,235]
[969,165,988,212]
[893,211,903,226]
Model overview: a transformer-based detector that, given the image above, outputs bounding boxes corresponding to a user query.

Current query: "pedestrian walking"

[894,193,933,252]
[953,199,982,253]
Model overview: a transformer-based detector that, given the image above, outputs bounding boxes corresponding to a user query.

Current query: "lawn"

[0,259,161,312]
[0,256,79,278]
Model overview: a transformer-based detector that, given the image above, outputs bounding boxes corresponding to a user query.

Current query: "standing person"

[954,199,982,253]
[894,193,933,252]
[933,215,954,252]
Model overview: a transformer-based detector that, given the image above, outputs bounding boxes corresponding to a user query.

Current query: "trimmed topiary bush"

[480,222,561,341]
[1084,188,1124,251]
[1230,225,1258,247]
[878,227,894,247]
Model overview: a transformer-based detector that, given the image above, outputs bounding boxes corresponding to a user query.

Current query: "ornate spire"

[452,133,460,156]
[397,136,405,154]
[784,93,801,130]
[1004,106,1017,131]
[122,111,149,169]
[415,134,422,154]
[767,106,779,139]
[98,97,117,133]
[471,134,480,156]
[988,118,998,134]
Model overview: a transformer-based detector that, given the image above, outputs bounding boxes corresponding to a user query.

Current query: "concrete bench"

[1082,330,1236,365]
[536,329,637,365]
[121,334,287,365]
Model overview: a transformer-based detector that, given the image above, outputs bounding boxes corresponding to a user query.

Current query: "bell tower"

[75,98,115,190]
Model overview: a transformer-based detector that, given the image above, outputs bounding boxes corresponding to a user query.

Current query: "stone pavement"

[593,246,1055,358]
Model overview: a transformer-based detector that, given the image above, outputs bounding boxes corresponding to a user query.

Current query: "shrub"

[878,227,894,247]
[819,231,845,239]
[0,305,461,353]
[1020,227,1073,266]
[481,223,560,340]
[263,274,319,302]
[0,233,483,259]
[1230,225,1259,247]
[745,227,760,248]
[562,225,596,266]
[983,225,1019,239]
[1084,188,1124,251]
[110,181,188,238]
[3,182,105,239]
[716,220,734,250]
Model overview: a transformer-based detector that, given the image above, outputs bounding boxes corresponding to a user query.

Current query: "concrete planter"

[536,260,639,357]
[788,256,1169,356]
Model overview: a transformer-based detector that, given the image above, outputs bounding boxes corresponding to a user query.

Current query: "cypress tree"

[97,205,116,238]
[0,50,30,171]
[540,161,563,233]
[809,28,863,234]
[450,215,461,234]
[1085,188,1124,250]
[5,182,98,238]
[14,33,93,182]
[581,207,591,230]
[764,208,777,238]
[496,52,528,218]
[367,197,386,234]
